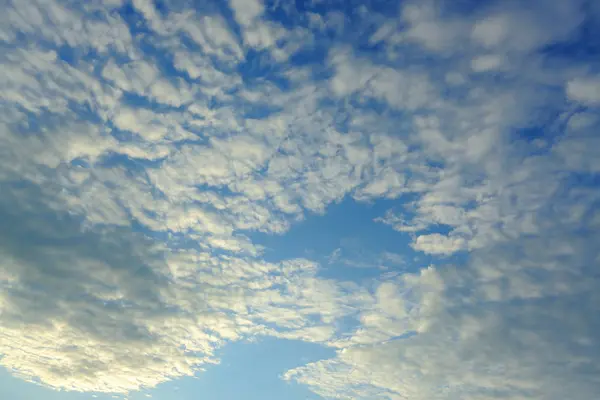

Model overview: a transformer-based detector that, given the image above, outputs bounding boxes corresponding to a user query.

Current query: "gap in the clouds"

[289,43,329,72]
[97,151,165,172]
[565,172,600,192]
[119,2,154,36]
[152,0,170,15]
[119,92,187,114]
[56,44,77,65]
[262,0,305,29]
[241,102,285,119]
[129,338,332,400]
[249,196,437,283]
[107,122,138,143]
[54,42,101,69]
[238,49,290,88]
[196,337,333,400]
[509,106,576,154]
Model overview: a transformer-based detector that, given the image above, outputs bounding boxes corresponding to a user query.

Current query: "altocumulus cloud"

[1,0,600,398]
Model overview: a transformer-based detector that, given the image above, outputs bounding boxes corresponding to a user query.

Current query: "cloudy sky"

[1,0,600,399]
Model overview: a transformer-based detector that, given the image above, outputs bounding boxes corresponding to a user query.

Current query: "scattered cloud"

[1,0,599,398]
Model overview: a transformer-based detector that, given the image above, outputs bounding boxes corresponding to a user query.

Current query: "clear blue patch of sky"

[149,338,330,400]
[249,196,446,282]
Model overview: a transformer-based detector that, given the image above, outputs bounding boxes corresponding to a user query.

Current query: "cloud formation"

[1,0,599,398]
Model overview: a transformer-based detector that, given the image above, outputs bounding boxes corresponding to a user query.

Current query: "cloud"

[1,0,133,54]
[0,182,215,393]
[179,14,244,63]
[411,233,467,255]
[399,0,585,55]
[470,54,504,72]
[283,0,600,398]
[567,76,600,106]
[1,0,600,398]
[227,0,287,52]
[228,0,264,26]
[328,48,434,110]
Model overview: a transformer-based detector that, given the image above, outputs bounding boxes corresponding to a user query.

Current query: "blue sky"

[1,0,600,399]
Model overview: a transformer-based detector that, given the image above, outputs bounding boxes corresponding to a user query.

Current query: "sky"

[0,0,599,399]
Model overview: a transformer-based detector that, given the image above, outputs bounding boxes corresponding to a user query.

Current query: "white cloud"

[471,54,503,72]
[328,48,435,110]
[471,14,510,48]
[471,0,584,52]
[412,233,467,255]
[566,76,600,106]
[178,14,244,63]
[227,0,286,51]
[2,0,134,55]
[228,0,265,27]
[554,111,600,173]
[0,183,367,393]
[401,2,467,52]
[102,59,159,94]
[132,0,164,34]
[1,0,599,398]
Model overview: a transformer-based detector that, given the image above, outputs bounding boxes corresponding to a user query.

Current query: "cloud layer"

[1,0,599,398]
